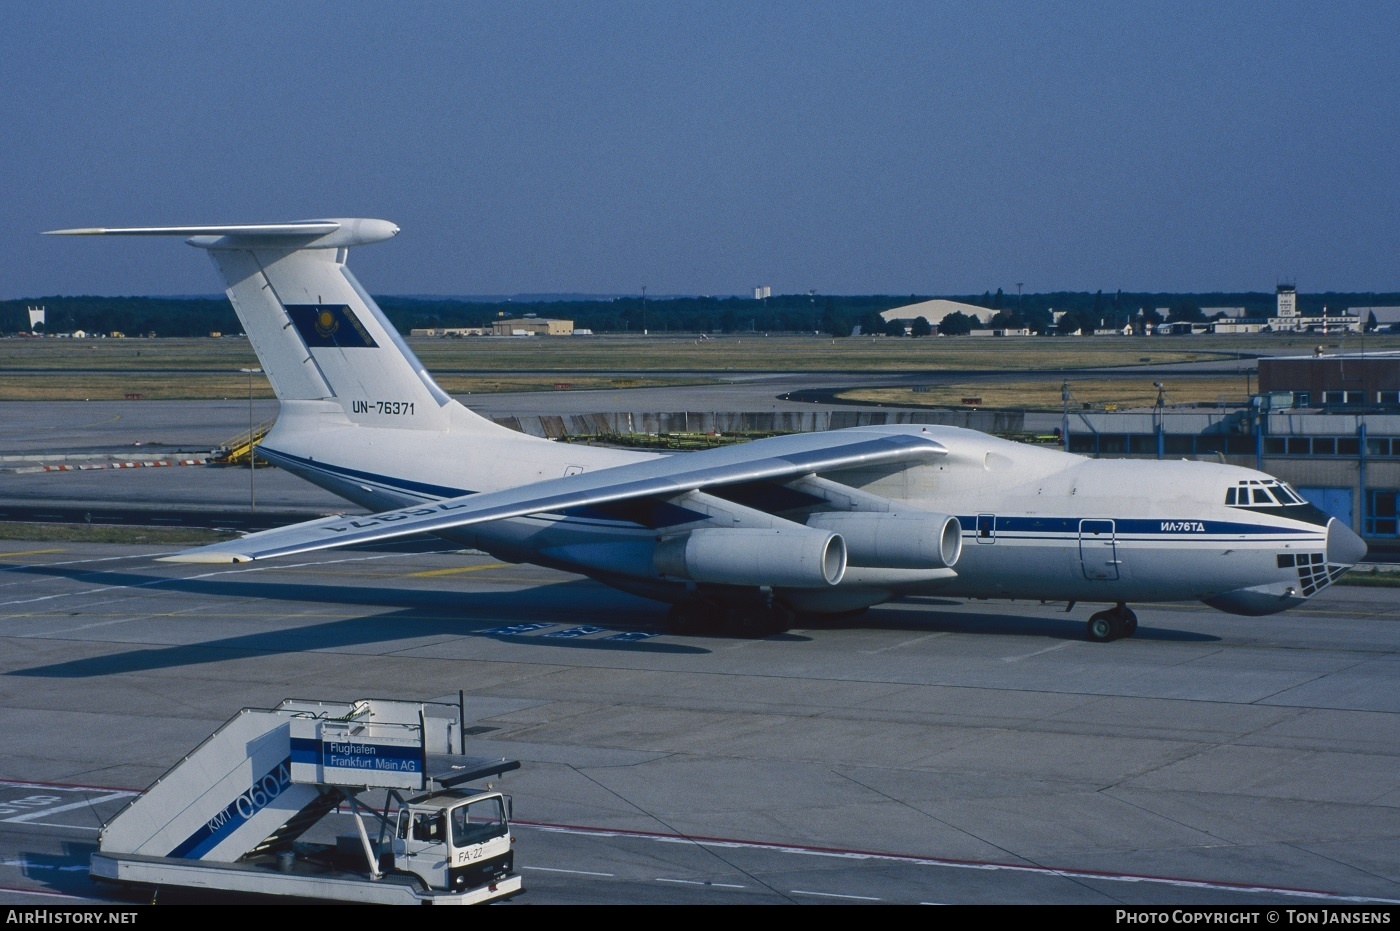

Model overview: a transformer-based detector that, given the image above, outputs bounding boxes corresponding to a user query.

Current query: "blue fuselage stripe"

[261,447,467,500]
[959,515,1323,539]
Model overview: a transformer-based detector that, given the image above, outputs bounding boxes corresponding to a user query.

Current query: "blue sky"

[4,1,1397,298]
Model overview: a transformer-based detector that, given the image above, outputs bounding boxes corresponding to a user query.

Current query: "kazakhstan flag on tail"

[286,304,379,348]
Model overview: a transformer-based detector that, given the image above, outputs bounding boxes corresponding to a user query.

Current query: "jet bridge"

[92,697,522,905]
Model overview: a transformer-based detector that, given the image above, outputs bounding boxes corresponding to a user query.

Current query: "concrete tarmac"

[0,541,1397,905]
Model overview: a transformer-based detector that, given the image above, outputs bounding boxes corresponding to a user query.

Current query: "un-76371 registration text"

[352,401,414,415]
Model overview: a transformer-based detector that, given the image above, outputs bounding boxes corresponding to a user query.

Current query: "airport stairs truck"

[89,697,523,904]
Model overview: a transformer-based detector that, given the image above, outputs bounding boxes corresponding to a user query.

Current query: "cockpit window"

[1227,479,1306,509]
[450,797,507,847]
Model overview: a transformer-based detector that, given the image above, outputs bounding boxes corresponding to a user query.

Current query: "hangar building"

[878,299,992,328]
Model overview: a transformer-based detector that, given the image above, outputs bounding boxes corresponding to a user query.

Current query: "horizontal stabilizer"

[44,222,341,237]
[43,218,399,249]
[162,429,947,565]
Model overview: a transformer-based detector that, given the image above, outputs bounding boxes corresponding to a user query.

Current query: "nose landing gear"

[1086,602,1137,643]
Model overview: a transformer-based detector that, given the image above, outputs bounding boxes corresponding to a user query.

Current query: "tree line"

[4,290,1396,339]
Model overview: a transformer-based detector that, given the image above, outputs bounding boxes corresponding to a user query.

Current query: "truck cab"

[394,790,515,894]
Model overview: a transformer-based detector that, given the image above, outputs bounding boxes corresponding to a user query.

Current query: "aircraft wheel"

[1113,603,1138,638]
[769,602,798,635]
[1086,611,1116,643]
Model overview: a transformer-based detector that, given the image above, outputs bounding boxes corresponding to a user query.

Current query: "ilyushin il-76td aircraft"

[47,218,1368,641]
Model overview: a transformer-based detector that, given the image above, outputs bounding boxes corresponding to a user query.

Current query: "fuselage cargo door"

[1078,519,1119,580]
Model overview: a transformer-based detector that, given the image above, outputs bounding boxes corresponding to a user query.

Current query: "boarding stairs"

[210,418,277,466]
[98,698,481,865]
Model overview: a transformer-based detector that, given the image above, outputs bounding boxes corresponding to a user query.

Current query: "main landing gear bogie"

[666,597,795,639]
[1086,603,1137,643]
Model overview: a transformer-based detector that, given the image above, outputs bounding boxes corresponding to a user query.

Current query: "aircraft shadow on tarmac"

[806,599,1222,645]
[6,564,709,678]
[6,565,1217,679]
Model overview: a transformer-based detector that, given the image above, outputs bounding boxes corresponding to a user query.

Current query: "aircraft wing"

[162,429,946,564]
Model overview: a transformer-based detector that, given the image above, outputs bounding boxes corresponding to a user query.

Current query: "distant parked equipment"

[210,419,276,466]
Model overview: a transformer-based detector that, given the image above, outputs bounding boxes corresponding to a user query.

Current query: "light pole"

[240,367,262,511]
[1061,379,1071,451]
[1154,381,1165,459]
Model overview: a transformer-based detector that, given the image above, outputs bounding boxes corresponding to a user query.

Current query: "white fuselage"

[259,407,1345,617]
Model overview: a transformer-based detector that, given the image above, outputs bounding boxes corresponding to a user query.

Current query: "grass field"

[0,371,690,401]
[0,522,234,545]
[2,331,1395,403]
[841,376,1254,411]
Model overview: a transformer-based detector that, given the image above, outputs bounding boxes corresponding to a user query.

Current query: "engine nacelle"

[805,511,961,569]
[654,527,846,588]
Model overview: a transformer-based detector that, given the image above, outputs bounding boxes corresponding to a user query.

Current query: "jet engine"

[805,511,961,568]
[654,527,847,588]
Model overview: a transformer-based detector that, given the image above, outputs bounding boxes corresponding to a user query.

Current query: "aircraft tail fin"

[46,219,497,434]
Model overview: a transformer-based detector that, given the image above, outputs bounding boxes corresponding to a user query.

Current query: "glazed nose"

[1326,518,1367,567]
